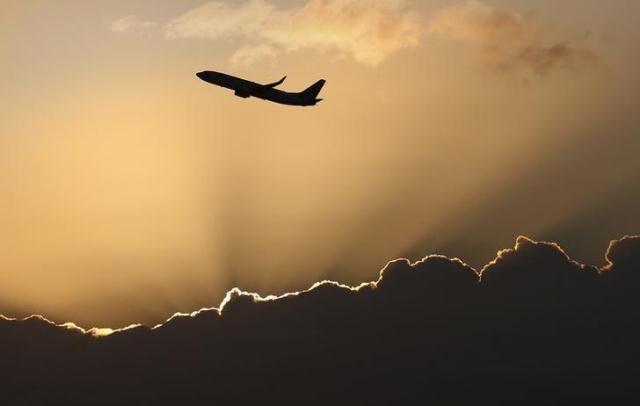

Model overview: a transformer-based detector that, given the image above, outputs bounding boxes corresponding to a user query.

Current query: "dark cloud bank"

[2,235,640,405]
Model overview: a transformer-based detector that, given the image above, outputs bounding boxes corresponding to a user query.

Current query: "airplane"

[196,71,325,107]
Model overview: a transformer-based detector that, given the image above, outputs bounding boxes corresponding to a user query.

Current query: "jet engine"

[234,89,251,98]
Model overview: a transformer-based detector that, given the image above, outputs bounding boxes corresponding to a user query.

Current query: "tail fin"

[301,79,325,104]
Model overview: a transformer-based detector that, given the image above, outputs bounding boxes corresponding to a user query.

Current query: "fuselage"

[196,71,320,106]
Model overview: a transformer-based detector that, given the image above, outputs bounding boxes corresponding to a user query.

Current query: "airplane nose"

[196,71,206,79]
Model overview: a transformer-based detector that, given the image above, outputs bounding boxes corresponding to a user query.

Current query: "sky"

[1,0,639,327]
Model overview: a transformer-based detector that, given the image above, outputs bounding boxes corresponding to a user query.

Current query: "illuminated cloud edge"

[1,234,636,335]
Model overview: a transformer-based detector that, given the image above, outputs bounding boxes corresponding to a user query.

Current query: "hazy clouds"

[166,0,421,66]
[428,1,599,75]
[229,43,278,67]
[109,15,157,34]
[111,0,602,72]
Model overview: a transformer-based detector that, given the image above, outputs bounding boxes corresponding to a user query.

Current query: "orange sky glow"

[1,0,639,327]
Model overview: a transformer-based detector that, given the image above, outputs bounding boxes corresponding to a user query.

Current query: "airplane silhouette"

[196,71,325,107]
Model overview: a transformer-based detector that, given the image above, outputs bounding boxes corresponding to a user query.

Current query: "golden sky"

[1,0,639,327]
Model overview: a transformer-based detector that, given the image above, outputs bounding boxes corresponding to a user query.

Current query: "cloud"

[117,1,595,71]
[0,314,140,337]
[428,1,598,76]
[602,235,640,274]
[165,0,421,66]
[165,0,274,39]
[110,15,157,34]
[3,235,640,404]
[230,44,278,67]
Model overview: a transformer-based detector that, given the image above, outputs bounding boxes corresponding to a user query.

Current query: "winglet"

[265,76,287,88]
